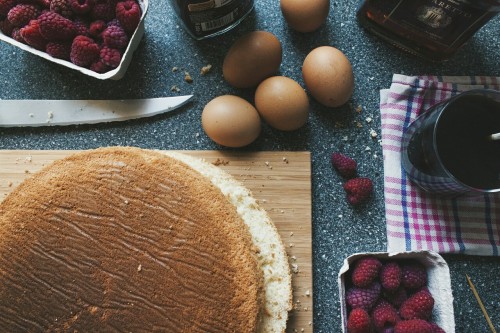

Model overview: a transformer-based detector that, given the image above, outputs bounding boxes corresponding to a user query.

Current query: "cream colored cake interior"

[166,151,293,333]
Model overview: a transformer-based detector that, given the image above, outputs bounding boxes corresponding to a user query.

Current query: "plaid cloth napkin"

[380,74,500,256]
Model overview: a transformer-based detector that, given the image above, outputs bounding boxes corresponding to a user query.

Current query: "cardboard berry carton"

[338,250,455,332]
[0,0,148,80]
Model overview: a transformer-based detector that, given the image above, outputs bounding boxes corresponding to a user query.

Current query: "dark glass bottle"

[356,0,500,61]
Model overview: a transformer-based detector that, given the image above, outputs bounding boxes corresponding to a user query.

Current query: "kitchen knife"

[0,95,193,127]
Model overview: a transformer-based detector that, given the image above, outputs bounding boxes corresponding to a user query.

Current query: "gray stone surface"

[0,1,499,332]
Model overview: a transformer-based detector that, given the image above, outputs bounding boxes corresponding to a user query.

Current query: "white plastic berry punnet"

[0,0,148,80]
[338,250,455,332]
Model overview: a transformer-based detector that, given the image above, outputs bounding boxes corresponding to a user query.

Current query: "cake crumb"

[305,290,310,296]
[370,129,378,138]
[291,263,299,273]
[171,85,181,92]
[24,170,30,174]
[8,181,13,187]
[25,155,32,162]
[184,71,193,83]
[137,264,142,272]
[200,64,212,75]
[172,66,178,72]
[282,157,288,164]
[212,158,229,166]
[356,105,362,113]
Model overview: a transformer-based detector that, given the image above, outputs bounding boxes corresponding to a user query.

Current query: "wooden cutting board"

[0,150,313,332]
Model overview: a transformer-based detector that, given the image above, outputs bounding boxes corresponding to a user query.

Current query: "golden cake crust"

[0,147,262,332]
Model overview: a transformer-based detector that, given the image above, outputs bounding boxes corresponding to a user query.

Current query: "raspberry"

[352,256,382,288]
[371,300,399,333]
[70,0,95,14]
[399,289,434,320]
[347,308,373,333]
[346,282,381,312]
[0,0,16,16]
[383,287,408,308]
[7,4,40,27]
[89,19,105,37]
[38,11,77,41]
[46,41,70,60]
[343,177,373,205]
[394,319,433,333]
[379,262,401,292]
[429,323,446,333]
[11,26,23,42]
[115,0,140,33]
[0,18,15,35]
[101,24,128,49]
[50,0,73,18]
[332,152,357,178]
[90,59,110,73]
[401,261,427,290]
[19,19,47,50]
[106,17,121,27]
[99,45,120,67]
[70,35,99,66]
[91,1,114,21]
[73,17,89,36]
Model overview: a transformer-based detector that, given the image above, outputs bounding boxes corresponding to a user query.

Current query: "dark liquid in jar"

[436,95,500,189]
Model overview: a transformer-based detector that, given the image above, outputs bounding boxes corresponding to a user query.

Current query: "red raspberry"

[347,308,373,333]
[401,261,427,290]
[91,1,114,21]
[0,18,15,35]
[343,177,373,205]
[101,24,128,49]
[429,322,446,333]
[50,0,73,17]
[70,0,95,14]
[352,256,382,288]
[332,152,357,178]
[383,287,408,308]
[399,288,435,320]
[106,17,121,27]
[38,11,77,41]
[70,35,99,66]
[99,45,120,67]
[379,262,401,292]
[90,59,111,73]
[0,0,16,16]
[115,0,140,33]
[19,19,47,50]
[73,18,89,36]
[46,41,71,60]
[394,319,433,333]
[11,26,23,42]
[89,19,106,37]
[346,282,381,312]
[371,300,399,333]
[7,4,41,27]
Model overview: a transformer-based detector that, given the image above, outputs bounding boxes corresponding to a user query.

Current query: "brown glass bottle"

[357,0,500,61]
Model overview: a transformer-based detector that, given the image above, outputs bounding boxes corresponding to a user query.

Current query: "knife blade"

[0,95,193,127]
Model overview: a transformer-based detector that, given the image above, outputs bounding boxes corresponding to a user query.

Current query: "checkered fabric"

[380,74,500,256]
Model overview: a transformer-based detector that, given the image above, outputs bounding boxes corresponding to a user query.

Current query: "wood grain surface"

[0,149,313,332]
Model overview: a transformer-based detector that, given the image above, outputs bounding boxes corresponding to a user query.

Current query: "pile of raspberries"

[345,256,446,333]
[331,152,373,205]
[0,0,141,73]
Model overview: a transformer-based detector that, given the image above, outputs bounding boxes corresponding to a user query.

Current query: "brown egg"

[223,31,282,88]
[280,0,330,33]
[202,95,261,147]
[255,76,309,131]
[302,46,354,108]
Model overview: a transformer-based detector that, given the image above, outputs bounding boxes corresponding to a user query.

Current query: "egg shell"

[202,95,261,148]
[223,31,282,89]
[302,46,354,108]
[280,0,330,33]
[255,76,309,131]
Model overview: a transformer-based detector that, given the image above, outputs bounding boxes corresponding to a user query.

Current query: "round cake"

[0,147,292,332]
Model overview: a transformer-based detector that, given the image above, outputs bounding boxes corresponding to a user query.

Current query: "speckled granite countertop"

[1,1,499,332]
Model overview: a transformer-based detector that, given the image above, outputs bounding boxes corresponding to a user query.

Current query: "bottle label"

[384,0,490,49]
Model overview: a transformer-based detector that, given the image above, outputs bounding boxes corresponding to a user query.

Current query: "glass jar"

[356,0,500,61]
[169,0,254,40]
